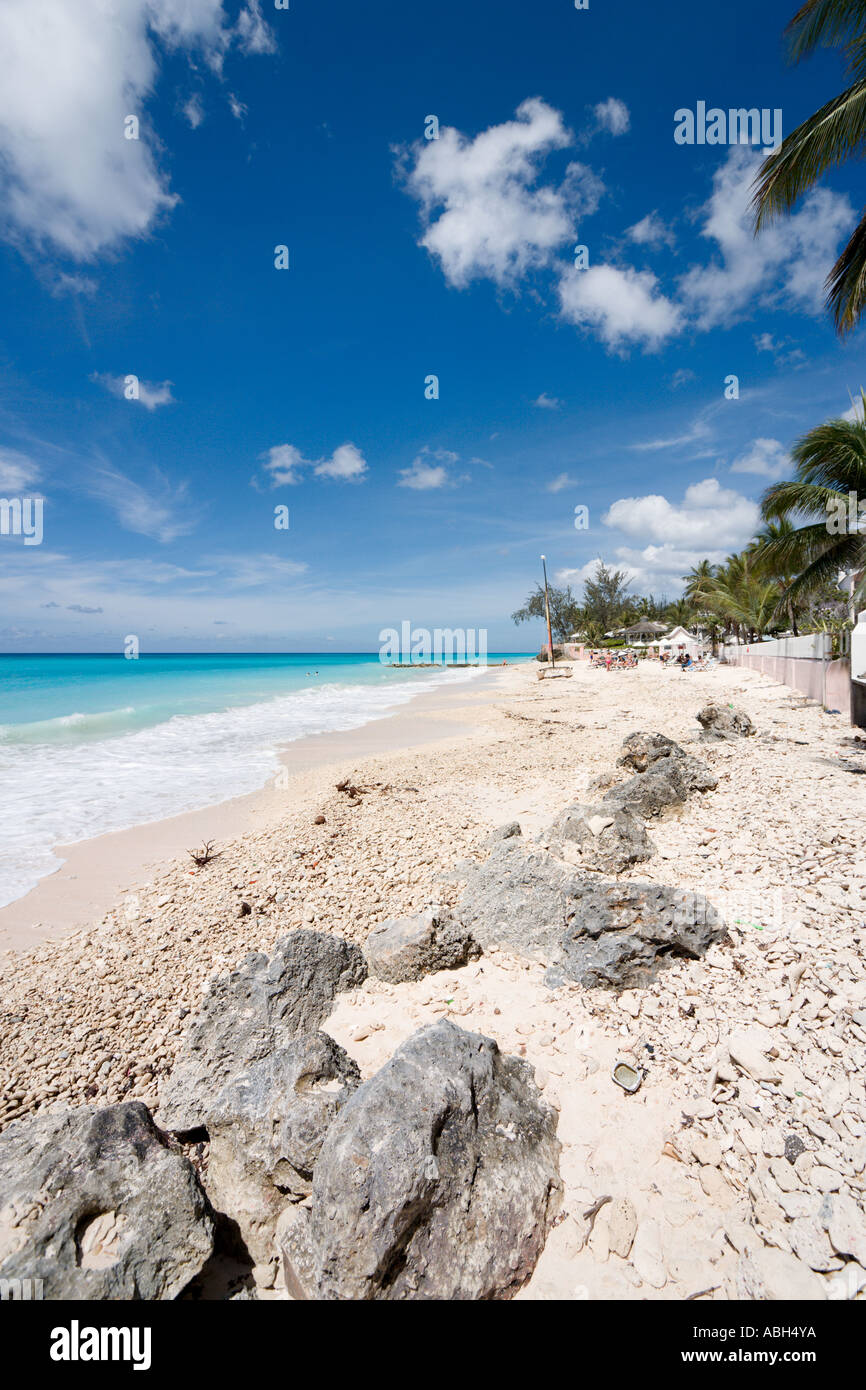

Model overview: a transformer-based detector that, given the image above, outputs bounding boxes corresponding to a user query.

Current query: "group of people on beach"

[587,648,715,672]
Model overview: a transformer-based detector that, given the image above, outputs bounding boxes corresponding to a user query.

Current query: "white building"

[654,625,702,657]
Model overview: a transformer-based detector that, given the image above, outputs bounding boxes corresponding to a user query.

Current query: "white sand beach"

[2,658,864,1300]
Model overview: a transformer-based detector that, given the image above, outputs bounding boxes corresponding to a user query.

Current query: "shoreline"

[0,662,520,954]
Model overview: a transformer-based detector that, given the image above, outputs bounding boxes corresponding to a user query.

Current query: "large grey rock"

[546,801,654,874]
[365,906,480,984]
[556,881,727,988]
[279,1020,561,1300]
[205,1033,360,1272]
[617,731,682,773]
[616,731,717,793]
[601,766,687,818]
[697,703,755,739]
[0,1102,213,1299]
[158,930,367,1132]
[458,839,725,989]
[458,840,572,963]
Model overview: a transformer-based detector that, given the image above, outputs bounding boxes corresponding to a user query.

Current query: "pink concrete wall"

[726,650,851,716]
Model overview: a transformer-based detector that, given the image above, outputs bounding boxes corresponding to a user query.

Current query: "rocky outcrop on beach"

[616,730,717,783]
[697,702,755,739]
[0,1101,213,1299]
[279,1019,562,1300]
[204,1032,361,1275]
[542,732,716,875]
[158,929,366,1133]
[458,837,726,989]
[546,801,654,874]
[365,905,480,983]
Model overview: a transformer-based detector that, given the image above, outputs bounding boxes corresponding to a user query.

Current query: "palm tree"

[759,411,866,618]
[665,596,696,628]
[752,0,866,334]
[683,558,716,604]
[748,518,801,634]
[697,553,784,643]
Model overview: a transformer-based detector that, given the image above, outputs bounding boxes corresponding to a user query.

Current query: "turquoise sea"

[0,653,530,907]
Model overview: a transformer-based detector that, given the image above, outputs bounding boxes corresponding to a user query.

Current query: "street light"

[541,555,555,669]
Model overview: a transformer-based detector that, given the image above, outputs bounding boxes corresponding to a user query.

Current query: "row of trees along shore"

[514,405,866,652]
[516,1,866,655]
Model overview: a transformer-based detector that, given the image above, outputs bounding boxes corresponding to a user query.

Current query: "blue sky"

[1,0,865,652]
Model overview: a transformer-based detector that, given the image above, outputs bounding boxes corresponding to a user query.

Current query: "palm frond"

[826,206,866,332]
[787,0,866,65]
[753,82,866,228]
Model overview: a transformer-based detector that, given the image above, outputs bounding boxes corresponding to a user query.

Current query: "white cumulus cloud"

[314,442,368,481]
[593,97,630,137]
[559,263,683,352]
[730,438,791,479]
[260,441,368,486]
[679,147,854,330]
[399,98,603,290]
[397,448,459,490]
[603,478,759,552]
[0,0,275,263]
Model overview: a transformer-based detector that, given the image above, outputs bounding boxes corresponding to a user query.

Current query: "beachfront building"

[654,624,702,658]
[618,620,669,644]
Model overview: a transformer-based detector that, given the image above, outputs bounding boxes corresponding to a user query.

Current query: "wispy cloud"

[92,372,176,411]
[0,446,40,491]
[547,471,579,493]
[626,210,676,250]
[85,465,194,542]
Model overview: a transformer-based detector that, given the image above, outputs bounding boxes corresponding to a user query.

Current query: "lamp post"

[541,555,555,669]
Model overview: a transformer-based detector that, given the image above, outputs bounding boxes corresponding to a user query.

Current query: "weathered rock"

[365,906,480,984]
[545,801,654,874]
[279,1019,562,1300]
[788,1217,842,1272]
[158,930,366,1133]
[822,1193,866,1264]
[617,732,718,792]
[458,840,726,989]
[630,1219,666,1288]
[485,821,523,845]
[556,882,726,989]
[458,840,572,964]
[602,766,687,819]
[607,1197,638,1259]
[697,703,755,739]
[735,1246,826,1300]
[728,1028,780,1083]
[205,1033,360,1270]
[0,1102,213,1299]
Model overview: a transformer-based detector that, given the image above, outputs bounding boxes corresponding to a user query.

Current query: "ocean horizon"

[0,651,532,909]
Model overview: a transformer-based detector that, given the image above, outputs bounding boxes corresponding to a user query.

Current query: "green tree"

[753,0,866,334]
[511,583,583,643]
[759,408,866,618]
[747,517,802,634]
[582,561,634,631]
